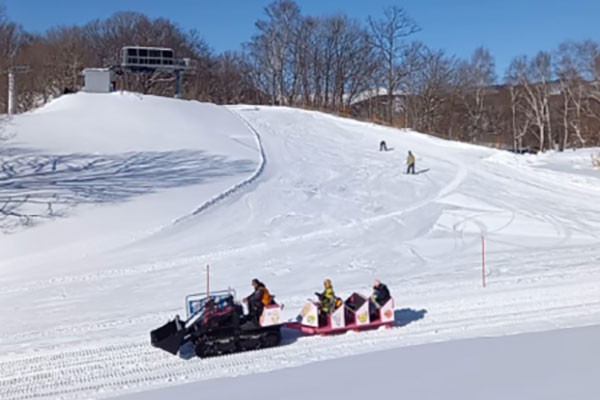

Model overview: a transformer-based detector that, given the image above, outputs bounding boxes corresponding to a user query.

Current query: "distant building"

[83,68,113,93]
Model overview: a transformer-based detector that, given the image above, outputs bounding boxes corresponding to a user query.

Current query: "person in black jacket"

[371,279,391,306]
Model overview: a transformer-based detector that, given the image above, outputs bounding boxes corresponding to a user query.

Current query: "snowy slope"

[1,97,600,399]
[120,324,600,400]
[0,92,260,275]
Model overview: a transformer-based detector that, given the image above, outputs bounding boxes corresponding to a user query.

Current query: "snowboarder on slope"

[380,140,388,151]
[406,151,416,174]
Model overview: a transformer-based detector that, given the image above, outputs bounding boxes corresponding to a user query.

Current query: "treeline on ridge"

[1,1,599,151]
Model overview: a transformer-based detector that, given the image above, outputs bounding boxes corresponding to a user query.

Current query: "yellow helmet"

[324,279,332,288]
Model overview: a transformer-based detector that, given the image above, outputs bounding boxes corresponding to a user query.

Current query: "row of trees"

[247,1,600,150]
[1,1,599,150]
[506,42,600,150]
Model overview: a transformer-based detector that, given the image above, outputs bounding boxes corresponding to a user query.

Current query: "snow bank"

[10,92,256,155]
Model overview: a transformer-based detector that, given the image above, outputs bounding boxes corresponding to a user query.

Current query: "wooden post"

[481,236,486,288]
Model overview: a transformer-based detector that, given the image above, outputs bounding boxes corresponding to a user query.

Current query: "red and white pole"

[481,236,486,288]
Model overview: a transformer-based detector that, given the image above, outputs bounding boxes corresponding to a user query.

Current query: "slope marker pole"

[206,264,210,298]
[481,236,486,288]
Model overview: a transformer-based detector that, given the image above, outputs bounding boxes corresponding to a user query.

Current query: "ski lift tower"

[119,46,191,98]
[7,66,29,115]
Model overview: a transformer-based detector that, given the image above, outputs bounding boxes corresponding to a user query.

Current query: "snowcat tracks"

[193,325,282,358]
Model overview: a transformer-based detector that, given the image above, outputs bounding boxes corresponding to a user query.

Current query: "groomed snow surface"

[0,92,599,399]
[120,325,600,400]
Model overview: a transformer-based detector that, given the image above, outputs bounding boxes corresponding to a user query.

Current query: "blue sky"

[3,0,599,76]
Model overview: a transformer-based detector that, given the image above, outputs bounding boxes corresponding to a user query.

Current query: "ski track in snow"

[168,107,267,226]
[2,100,600,399]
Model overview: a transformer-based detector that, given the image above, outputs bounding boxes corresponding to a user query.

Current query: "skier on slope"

[406,150,416,174]
[380,140,388,151]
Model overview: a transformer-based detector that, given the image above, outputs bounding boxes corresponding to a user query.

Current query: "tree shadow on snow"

[0,147,255,232]
[393,308,427,328]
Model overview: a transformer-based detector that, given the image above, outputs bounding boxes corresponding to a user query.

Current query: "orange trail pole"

[206,264,210,298]
[481,236,486,288]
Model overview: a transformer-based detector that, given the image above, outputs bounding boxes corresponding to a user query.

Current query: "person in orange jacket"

[244,279,271,321]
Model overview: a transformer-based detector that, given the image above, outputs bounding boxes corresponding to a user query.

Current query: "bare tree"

[368,6,419,124]
[324,15,375,110]
[456,47,497,142]
[507,53,553,151]
[404,47,456,134]
[207,52,261,104]
[294,16,318,107]
[581,41,600,103]
[248,0,301,105]
[578,41,600,145]
[554,41,590,149]
[0,5,26,61]
[396,41,425,127]
[0,5,28,112]
[504,77,531,152]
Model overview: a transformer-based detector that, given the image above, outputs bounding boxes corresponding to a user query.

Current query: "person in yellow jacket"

[406,150,416,174]
[315,279,336,314]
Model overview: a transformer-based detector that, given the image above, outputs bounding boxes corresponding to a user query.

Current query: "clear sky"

[2,0,599,77]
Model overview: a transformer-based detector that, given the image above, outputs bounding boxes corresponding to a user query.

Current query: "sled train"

[151,286,395,358]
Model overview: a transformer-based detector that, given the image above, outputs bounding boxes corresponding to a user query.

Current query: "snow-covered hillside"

[0,93,260,270]
[0,93,599,399]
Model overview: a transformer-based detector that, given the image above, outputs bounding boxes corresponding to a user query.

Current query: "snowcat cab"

[150,288,283,358]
